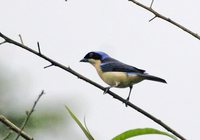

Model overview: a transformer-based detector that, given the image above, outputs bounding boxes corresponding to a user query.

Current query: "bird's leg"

[125,86,133,107]
[104,82,120,94]
[103,86,112,94]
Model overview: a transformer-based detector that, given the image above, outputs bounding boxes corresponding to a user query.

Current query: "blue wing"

[100,58,145,73]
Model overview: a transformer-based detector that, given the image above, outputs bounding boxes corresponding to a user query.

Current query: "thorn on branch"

[37,42,41,54]
[150,0,154,9]
[0,40,6,45]
[149,15,157,22]
[18,34,24,45]
[44,63,54,69]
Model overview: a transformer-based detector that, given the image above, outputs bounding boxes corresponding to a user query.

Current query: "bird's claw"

[125,97,130,107]
[103,87,110,94]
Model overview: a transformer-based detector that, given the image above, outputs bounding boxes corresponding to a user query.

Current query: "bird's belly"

[100,72,143,88]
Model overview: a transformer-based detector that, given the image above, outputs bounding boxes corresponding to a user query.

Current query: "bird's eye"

[85,52,101,60]
[89,52,93,58]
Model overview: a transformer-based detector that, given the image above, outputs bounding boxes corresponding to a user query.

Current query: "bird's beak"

[80,58,88,62]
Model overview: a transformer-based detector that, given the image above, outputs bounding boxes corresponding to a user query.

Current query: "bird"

[80,51,167,106]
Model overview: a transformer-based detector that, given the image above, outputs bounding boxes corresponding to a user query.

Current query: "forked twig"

[128,0,200,40]
[15,90,45,140]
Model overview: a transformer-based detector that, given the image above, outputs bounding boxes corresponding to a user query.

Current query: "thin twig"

[18,34,24,45]
[128,0,200,40]
[150,0,154,9]
[149,15,157,22]
[15,90,45,140]
[0,115,33,140]
[3,131,12,140]
[0,32,186,140]
[37,42,41,54]
[0,40,6,45]
[44,63,54,69]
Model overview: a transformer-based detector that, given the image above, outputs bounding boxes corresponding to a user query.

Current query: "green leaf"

[112,128,178,140]
[65,105,94,140]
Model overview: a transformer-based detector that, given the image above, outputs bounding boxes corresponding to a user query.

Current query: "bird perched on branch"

[80,51,166,106]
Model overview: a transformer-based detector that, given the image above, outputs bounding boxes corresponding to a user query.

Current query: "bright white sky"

[0,0,200,140]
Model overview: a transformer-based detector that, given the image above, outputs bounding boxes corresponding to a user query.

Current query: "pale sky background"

[0,0,200,140]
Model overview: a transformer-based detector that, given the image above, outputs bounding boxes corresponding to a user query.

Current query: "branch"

[150,0,154,9]
[3,131,12,140]
[0,115,33,140]
[128,0,200,40]
[15,90,45,140]
[0,40,6,45]
[37,42,41,54]
[18,34,24,45]
[0,32,186,140]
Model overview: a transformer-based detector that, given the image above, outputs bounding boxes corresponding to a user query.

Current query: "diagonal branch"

[18,34,24,45]
[0,115,33,140]
[0,32,186,140]
[15,90,45,140]
[128,0,200,40]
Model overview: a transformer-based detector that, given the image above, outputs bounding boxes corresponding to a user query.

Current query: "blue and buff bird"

[80,51,167,105]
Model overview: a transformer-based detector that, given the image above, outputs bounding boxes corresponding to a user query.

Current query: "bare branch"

[0,32,186,140]
[0,115,33,140]
[128,0,200,40]
[15,90,45,140]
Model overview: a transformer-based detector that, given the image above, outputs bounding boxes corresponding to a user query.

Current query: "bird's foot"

[125,97,130,107]
[103,87,111,94]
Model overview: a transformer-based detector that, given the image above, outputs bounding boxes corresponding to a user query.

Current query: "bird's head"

[80,51,109,65]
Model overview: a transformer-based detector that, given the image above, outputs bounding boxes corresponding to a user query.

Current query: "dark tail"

[141,74,167,83]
